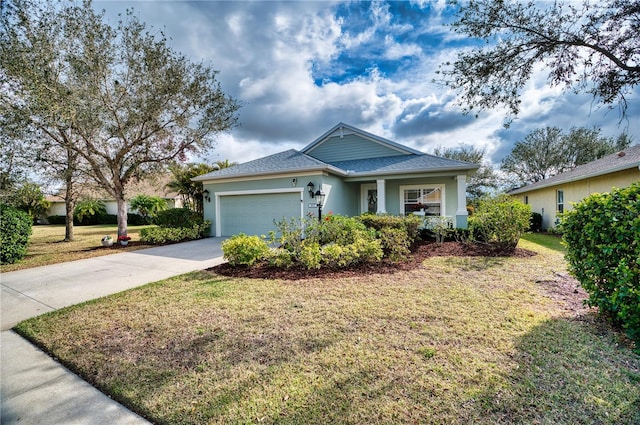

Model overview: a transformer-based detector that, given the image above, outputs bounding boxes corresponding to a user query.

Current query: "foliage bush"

[46,215,67,225]
[221,233,270,267]
[561,183,640,347]
[1,203,33,264]
[74,199,107,225]
[469,195,531,250]
[269,215,384,268]
[154,208,203,228]
[140,221,211,245]
[529,212,543,232]
[358,214,421,261]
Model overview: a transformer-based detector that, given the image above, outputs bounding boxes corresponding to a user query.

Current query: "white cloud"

[93,0,639,170]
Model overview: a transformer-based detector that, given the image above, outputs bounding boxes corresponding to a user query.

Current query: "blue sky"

[94,0,639,169]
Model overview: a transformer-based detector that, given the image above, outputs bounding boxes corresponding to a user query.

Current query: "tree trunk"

[116,195,128,237]
[63,158,75,242]
[64,200,75,241]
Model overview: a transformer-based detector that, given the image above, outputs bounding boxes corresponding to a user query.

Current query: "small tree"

[129,195,168,222]
[9,181,50,224]
[1,0,239,240]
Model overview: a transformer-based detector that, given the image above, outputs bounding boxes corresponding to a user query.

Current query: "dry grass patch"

[0,224,155,272]
[15,237,640,424]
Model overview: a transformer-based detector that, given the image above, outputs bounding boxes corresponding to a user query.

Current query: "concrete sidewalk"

[1,238,226,424]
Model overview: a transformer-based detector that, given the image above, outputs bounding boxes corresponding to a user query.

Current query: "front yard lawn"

[0,224,156,272]
[15,237,640,424]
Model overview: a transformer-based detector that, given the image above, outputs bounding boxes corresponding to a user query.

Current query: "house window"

[556,190,564,213]
[401,186,443,216]
[524,195,528,205]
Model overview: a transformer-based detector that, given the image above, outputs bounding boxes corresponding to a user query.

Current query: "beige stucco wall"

[513,168,640,230]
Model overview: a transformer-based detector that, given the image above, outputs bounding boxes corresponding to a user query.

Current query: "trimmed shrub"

[1,203,33,264]
[46,215,67,225]
[562,183,640,346]
[269,215,383,268]
[126,213,147,226]
[378,226,411,262]
[154,208,203,228]
[358,214,421,261]
[140,221,211,245]
[358,214,422,245]
[529,212,543,232]
[469,195,531,250]
[221,233,270,266]
[299,241,322,269]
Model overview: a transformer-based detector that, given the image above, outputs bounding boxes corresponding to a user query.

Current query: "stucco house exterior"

[194,123,479,237]
[509,144,640,230]
[45,174,182,220]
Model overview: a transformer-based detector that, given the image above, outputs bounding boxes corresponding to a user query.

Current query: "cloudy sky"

[94,0,639,167]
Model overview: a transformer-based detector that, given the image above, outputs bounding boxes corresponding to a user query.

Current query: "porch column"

[455,174,468,228]
[376,179,387,214]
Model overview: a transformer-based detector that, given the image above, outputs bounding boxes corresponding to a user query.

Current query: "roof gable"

[509,144,640,194]
[302,122,421,162]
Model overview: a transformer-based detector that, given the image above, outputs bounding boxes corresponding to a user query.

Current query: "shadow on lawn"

[472,315,640,424]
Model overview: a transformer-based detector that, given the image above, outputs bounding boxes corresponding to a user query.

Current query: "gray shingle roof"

[329,154,478,176]
[194,124,479,182]
[192,149,346,181]
[509,144,640,194]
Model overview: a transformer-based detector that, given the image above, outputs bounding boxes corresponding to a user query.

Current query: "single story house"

[45,174,182,219]
[194,123,479,237]
[509,144,640,230]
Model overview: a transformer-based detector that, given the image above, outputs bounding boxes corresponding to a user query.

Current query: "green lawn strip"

[1,224,156,272]
[14,246,639,424]
[520,232,565,253]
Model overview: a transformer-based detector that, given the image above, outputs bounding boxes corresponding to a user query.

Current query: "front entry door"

[362,184,377,213]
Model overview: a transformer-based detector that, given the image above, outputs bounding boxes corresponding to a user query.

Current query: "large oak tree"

[440,0,640,120]
[0,0,239,238]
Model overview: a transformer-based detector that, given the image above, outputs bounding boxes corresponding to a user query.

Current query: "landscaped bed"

[14,235,640,424]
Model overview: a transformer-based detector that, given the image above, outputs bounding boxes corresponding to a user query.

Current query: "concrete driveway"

[1,237,226,424]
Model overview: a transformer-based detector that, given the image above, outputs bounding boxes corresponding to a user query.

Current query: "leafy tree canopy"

[501,126,632,185]
[0,0,240,237]
[439,0,640,120]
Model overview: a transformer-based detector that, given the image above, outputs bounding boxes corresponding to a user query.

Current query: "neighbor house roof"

[194,123,478,182]
[509,144,640,195]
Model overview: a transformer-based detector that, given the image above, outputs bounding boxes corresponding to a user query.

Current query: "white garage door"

[219,192,302,237]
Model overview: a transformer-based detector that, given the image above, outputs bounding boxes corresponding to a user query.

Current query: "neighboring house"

[45,174,182,219]
[509,144,640,230]
[194,123,479,237]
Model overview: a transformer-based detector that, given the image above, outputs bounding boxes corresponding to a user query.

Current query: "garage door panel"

[220,193,301,236]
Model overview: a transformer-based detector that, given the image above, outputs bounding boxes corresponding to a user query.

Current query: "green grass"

[0,224,155,272]
[521,232,565,253]
[14,238,639,424]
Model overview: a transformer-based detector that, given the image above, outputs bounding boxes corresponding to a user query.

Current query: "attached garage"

[215,189,303,237]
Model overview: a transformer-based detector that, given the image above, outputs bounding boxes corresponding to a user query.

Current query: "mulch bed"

[211,241,537,281]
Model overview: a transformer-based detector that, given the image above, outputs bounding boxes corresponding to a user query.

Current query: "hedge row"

[46,213,148,226]
[562,182,640,347]
[222,214,421,269]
